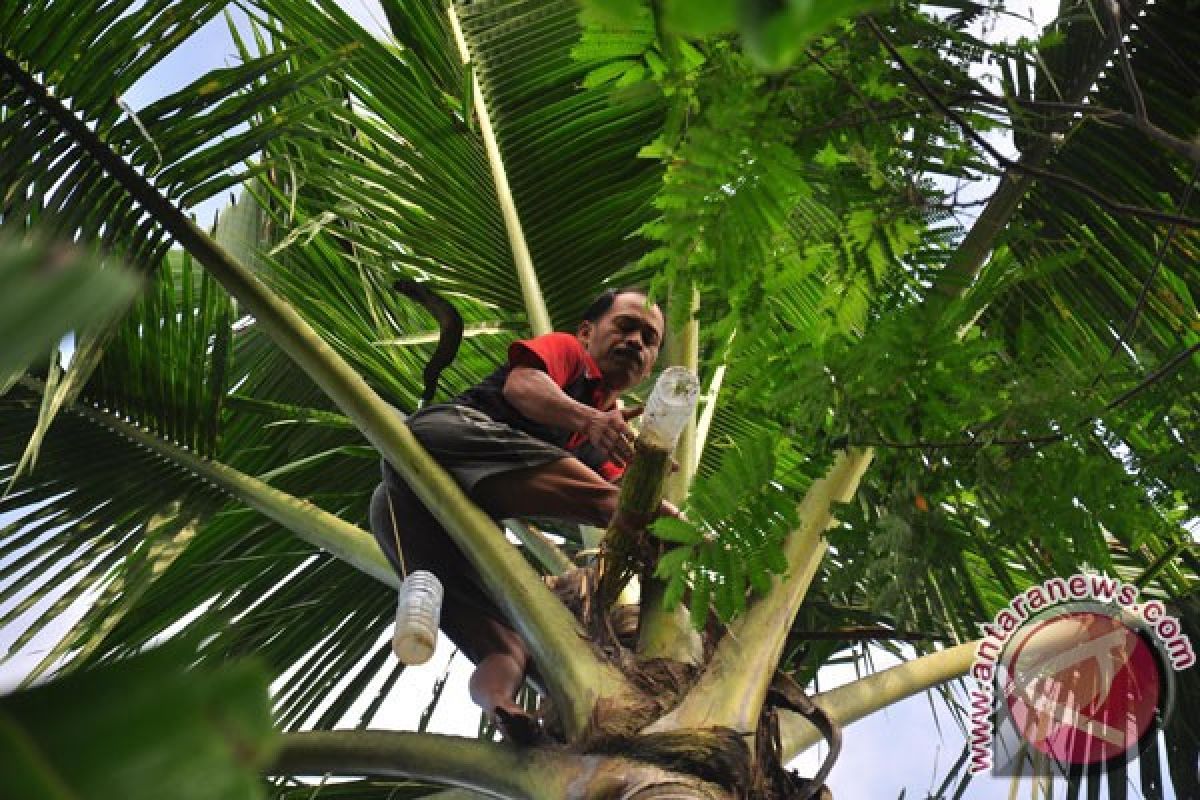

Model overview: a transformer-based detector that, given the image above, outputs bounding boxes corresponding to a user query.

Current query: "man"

[370,287,674,741]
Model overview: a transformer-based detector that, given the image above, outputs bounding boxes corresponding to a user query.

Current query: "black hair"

[580,286,657,324]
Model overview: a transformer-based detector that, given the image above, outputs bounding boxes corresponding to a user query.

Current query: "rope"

[385,489,409,580]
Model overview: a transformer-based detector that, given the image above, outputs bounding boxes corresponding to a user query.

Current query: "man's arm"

[502,367,638,465]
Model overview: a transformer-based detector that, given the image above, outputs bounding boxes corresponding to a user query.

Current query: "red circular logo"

[1002,609,1162,766]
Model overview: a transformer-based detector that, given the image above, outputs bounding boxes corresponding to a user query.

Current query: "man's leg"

[470,455,620,528]
[371,456,667,740]
[369,482,533,737]
[472,455,680,535]
[461,458,621,731]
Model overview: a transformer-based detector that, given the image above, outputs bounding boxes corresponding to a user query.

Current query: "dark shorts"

[381,404,570,494]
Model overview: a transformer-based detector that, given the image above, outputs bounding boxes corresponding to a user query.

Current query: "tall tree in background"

[1,0,1196,797]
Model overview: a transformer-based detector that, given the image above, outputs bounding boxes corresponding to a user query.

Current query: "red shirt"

[454,332,624,481]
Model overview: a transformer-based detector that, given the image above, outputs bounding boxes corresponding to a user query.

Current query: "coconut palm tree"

[2,0,1196,797]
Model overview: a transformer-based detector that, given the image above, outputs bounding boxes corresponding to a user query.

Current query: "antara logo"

[966,573,1194,775]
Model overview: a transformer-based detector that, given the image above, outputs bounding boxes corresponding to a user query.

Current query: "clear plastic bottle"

[392,570,443,665]
[640,366,700,451]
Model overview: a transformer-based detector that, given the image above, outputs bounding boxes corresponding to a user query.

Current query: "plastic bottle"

[640,366,700,451]
[392,570,443,665]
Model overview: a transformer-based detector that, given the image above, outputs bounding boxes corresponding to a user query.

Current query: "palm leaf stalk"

[692,350,730,468]
[446,1,551,335]
[648,448,874,733]
[0,391,232,674]
[16,375,397,588]
[505,519,574,576]
[779,641,979,759]
[246,0,663,326]
[637,282,703,663]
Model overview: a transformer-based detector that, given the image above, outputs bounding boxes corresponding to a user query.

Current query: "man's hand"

[583,406,642,466]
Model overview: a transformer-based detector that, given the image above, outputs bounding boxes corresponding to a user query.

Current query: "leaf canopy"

[1,0,1197,795]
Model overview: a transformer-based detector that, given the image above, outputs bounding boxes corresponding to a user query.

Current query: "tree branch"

[780,641,977,760]
[16,377,401,589]
[271,731,583,800]
[961,92,1200,166]
[865,18,1200,231]
[1102,342,1200,411]
[850,432,1065,450]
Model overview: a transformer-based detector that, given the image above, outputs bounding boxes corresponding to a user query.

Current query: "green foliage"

[738,0,888,71]
[660,0,738,37]
[2,0,1198,793]
[641,45,829,323]
[626,0,1200,686]
[91,248,235,458]
[0,0,334,488]
[613,0,889,71]
[651,430,798,623]
[629,17,956,369]
[0,642,276,800]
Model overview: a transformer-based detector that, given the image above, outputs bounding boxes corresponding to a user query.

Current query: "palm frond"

[0,0,335,474]
[246,0,665,329]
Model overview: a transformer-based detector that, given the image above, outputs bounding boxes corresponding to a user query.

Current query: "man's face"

[578,292,664,392]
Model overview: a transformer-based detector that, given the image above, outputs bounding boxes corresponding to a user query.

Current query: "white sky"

[2,1,1181,797]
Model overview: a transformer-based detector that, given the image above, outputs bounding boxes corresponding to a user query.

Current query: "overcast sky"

[2,2,1178,797]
